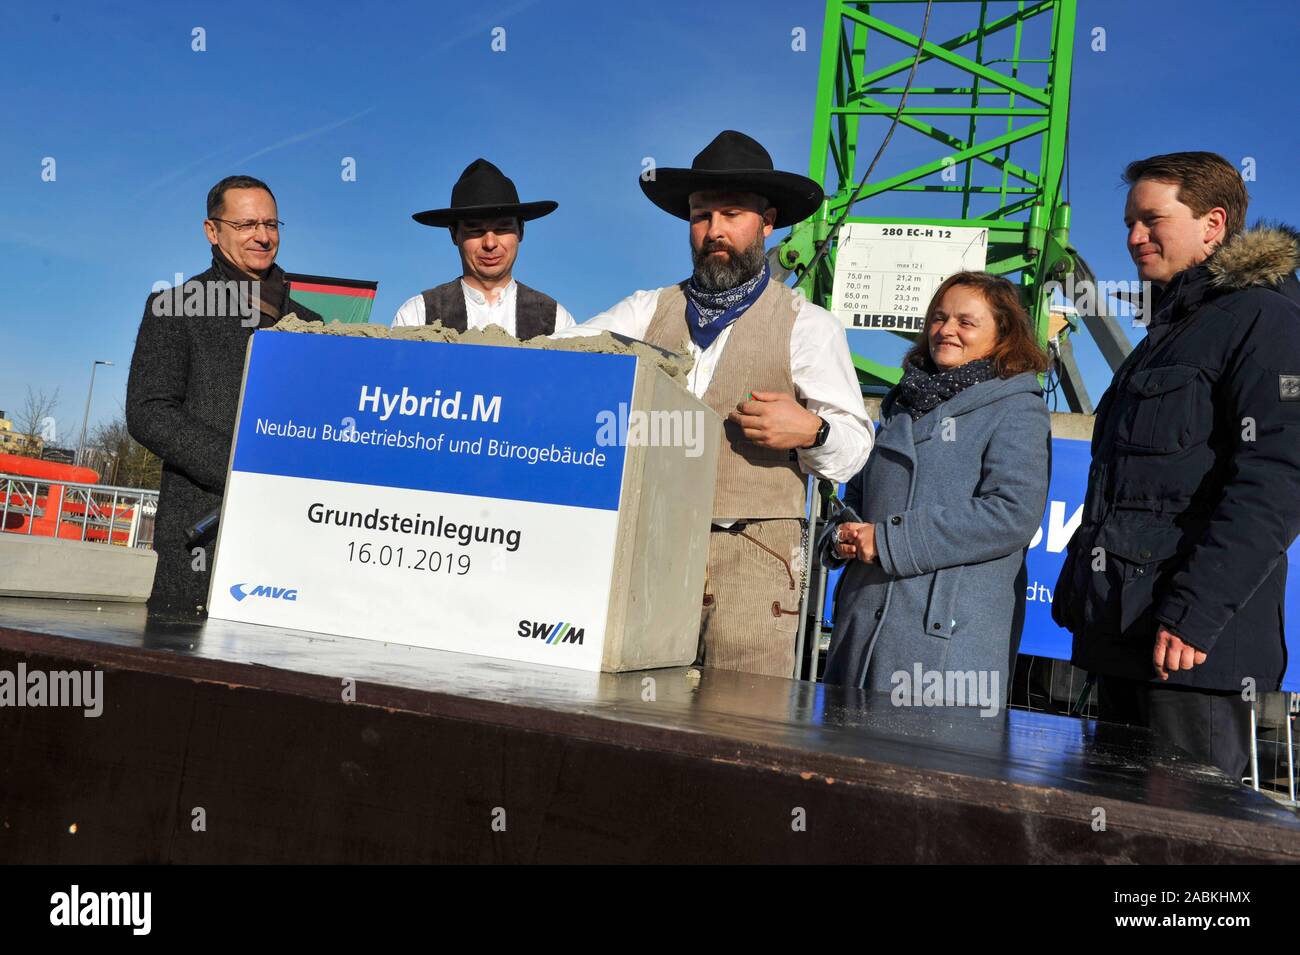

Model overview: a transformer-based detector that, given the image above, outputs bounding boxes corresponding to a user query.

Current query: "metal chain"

[798,516,810,607]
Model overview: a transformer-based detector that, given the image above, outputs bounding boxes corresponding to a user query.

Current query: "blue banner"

[824,436,1300,691]
[233,332,636,512]
[1018,437,1090,660]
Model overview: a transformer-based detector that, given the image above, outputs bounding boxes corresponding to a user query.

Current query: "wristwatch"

[806,416,831,449]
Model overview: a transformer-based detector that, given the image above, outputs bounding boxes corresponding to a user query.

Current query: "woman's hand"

[854,522,878,564]
[835,521,864,560]
[835,522,877,563]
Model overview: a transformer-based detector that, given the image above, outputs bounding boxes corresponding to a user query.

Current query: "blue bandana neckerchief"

[683,261,770,351]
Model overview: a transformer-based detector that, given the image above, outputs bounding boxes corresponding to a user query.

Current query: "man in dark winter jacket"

[1053,151,1300,779]
[126,175,322,614]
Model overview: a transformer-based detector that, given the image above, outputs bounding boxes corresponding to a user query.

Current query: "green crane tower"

[776,0,1130,411]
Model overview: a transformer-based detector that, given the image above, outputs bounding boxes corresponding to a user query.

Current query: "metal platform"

[1,597,1297,863]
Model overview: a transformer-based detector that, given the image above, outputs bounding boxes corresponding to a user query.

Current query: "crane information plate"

[207,332,636,671]
[831,223,989,332]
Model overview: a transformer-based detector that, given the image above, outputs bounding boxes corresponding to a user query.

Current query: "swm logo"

[517,620,584,646]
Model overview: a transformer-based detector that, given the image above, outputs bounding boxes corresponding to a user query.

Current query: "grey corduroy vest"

[644,280,807,520]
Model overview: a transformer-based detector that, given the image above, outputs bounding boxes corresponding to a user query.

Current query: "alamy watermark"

[890,664,1001,717]
[150,274,260,326]
[1042,274,1154,327]
[0,663,103,717]
[50,885,150,935]
[594,403,706,458]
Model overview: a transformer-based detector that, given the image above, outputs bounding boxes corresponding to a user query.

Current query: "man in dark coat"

[1052,151,1300,778]
[127,175,322,614]
[391,158,575,337]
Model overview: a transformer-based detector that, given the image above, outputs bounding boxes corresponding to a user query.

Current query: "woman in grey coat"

[822,271,1051,709]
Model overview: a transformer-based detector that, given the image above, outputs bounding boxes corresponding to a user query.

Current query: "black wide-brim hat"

[640,130,824,229]
[412,158,558,228]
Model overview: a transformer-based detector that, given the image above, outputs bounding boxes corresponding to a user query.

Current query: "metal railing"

[1008,653,1299,809]
[1,473,158,550]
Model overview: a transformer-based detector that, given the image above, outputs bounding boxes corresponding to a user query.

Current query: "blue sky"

[2,0,1298,450]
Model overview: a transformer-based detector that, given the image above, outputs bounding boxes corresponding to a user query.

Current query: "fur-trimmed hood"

[1208,222,1300,290]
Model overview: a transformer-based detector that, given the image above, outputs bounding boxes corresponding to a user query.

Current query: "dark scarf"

[210,245,290,328]
[683,260,770,350]
[894,354,996,421]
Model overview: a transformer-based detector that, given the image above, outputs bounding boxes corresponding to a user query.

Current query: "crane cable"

[791,0,935,286]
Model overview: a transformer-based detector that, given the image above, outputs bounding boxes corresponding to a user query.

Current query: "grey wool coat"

[821,372,1051,701]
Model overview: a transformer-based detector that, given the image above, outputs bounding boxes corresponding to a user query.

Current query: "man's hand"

[1153,626,1207,680]
[835,522,877,564]
[727,391,821,450]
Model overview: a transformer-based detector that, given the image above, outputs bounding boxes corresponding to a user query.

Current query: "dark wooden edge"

[3,622,1298,861]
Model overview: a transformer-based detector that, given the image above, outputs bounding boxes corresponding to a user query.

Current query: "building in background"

[0,412,45,457]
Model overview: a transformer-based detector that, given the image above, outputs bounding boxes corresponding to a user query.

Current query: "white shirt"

[392,279,577,336]
[551,287,874,484]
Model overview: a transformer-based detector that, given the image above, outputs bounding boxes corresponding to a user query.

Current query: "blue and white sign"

[1017,436,1089,661]
[208,332,638,671]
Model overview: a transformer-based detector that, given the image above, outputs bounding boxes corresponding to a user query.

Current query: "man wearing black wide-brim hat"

[554,130,873,678]
[393,158,575,337]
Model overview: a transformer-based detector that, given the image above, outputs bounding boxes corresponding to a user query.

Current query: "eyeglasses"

[210,218,284,233]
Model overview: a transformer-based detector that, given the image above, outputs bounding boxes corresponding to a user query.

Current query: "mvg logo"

[517,620,584,646]
[230,583,299,602]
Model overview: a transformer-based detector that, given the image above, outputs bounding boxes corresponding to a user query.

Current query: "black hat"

[412,158,558,228]
[639,130,824,229]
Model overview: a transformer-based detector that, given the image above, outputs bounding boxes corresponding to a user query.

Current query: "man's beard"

[690,234,767,291]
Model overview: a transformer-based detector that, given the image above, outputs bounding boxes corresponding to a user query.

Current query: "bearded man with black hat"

[127,174,323,615]
[554,130,873,678]
[393,158,575,338]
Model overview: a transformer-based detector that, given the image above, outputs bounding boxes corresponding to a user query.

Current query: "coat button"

[932,622,941,630]
[1139,548,1151,559]
[890,516,902,526]
[874,608,883,619]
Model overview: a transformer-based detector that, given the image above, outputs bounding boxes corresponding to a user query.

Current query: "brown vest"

[644,281,808,521]
[421,279,558,340]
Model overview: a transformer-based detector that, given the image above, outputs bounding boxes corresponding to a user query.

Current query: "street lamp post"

[76,359,113,469]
